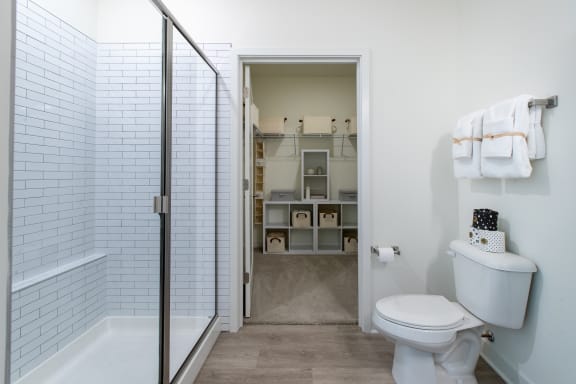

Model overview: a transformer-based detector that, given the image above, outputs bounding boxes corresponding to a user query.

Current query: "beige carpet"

[246,252,358,324]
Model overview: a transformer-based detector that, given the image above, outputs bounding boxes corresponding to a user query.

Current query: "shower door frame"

[152,1,221,383]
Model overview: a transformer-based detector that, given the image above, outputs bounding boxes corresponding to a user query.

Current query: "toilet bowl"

[372,241,537,384]
[373,294,483,384]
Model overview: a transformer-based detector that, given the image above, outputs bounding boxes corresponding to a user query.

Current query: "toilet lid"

[375,295,464,330]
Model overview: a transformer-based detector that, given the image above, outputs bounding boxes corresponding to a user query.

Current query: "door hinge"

[243,87,249,100]
[243,179,249,191]
[153,195,169,214]
[243,272,250,284]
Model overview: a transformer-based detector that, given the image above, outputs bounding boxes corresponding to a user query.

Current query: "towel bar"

[528,95,558,109]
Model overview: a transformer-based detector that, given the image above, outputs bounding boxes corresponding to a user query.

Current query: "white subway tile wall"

[12,0,97,284]
[12,0,232,380]
[11,0,104,380]
[95,41,163,317]
[170,36,217,318]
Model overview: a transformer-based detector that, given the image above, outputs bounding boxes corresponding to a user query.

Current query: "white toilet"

[372,240,537,384]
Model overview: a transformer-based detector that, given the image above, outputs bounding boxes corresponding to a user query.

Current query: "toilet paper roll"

[377,247,395,263]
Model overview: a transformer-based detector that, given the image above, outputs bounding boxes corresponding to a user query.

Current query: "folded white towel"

[481,117,514,158]
[527,104,546,159]
[453,110,484,178]
[453,112,476,159]
[481,95,532,178]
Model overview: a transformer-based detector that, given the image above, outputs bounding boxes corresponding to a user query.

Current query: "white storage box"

[319,211,338,228]
[344,235,358,252]
[260,117,285,134]
[270,190,295,201]
[303,116,333,135]
[292,210,311,228]
[469,227,506,253]
[267,232,286,253]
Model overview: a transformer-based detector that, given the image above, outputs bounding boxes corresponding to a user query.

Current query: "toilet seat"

[375,295,465,330]
[372,295,483,351]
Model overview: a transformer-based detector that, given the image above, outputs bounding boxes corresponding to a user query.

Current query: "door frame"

[230,49,372,332]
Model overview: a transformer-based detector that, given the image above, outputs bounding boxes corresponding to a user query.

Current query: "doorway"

[232,52,372,331]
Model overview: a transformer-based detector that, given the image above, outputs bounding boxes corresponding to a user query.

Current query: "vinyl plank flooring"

[195,325,505,384]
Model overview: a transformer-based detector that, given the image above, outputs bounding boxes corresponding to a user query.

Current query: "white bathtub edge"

[173,316,221,384]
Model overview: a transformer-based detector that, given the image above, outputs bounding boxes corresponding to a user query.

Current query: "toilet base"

[392,343,436,383]
[391,330,481,384]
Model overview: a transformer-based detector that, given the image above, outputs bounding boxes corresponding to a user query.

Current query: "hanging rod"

[528,95,558,109]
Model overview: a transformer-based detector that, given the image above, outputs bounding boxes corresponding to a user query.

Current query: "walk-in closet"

[243,64,359,324]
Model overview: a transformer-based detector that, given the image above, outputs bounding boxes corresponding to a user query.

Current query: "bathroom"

[0,0,575,383]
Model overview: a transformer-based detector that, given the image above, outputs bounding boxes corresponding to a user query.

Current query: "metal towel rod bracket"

[528,95,558,109]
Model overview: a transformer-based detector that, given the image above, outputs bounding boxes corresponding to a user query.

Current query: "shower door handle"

[153,195,169,214]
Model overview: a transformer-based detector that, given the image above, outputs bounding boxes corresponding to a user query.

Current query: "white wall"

[0,0,13,381]
[160,0,576,383]
[34,0,99,40]
[96,0,162,43]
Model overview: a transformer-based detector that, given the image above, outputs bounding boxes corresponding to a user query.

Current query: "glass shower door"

[167,26,217,381]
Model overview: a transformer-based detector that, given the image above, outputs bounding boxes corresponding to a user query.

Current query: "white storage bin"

[267,232,286,253]
[260,117,285,134]
[292,210,311,228]
[344,235,358,253]
[319,211,338,228]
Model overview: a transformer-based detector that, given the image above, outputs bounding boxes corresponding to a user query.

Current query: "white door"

[243,65,254,317]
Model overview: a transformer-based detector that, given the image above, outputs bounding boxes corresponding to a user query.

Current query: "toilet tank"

[449,240,537,329]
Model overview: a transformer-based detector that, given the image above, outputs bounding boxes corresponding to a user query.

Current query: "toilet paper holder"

[371,245,401,256]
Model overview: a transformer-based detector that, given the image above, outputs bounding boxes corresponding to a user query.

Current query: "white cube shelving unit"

[263,201,357,254]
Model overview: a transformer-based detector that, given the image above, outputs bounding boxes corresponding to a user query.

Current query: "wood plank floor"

[195,325,505,384]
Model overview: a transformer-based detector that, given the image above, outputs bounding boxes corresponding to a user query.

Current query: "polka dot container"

[472,209,499,231]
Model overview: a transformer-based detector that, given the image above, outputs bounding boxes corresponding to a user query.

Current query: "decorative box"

[270,190,295,201]
[472,209,499,231]
[292,210,311,228]
[267,232,286,253]
[319,211,338,228]
[469,227,506,253]
[344,235,358,252]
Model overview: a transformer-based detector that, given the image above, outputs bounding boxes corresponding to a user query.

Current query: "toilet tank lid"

[449,240,537,273]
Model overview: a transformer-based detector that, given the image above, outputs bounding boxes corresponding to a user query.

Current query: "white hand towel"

[481,95,533,178]
[453,110,484,178]
[527,104,546,159]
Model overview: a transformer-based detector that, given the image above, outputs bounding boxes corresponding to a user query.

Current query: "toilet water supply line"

[481,329,495,342]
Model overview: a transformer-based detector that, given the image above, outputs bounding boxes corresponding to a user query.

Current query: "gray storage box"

[271,190,295,201]
[339,190,357,201]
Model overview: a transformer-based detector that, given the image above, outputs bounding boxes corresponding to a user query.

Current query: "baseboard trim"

[480,352,536,384]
